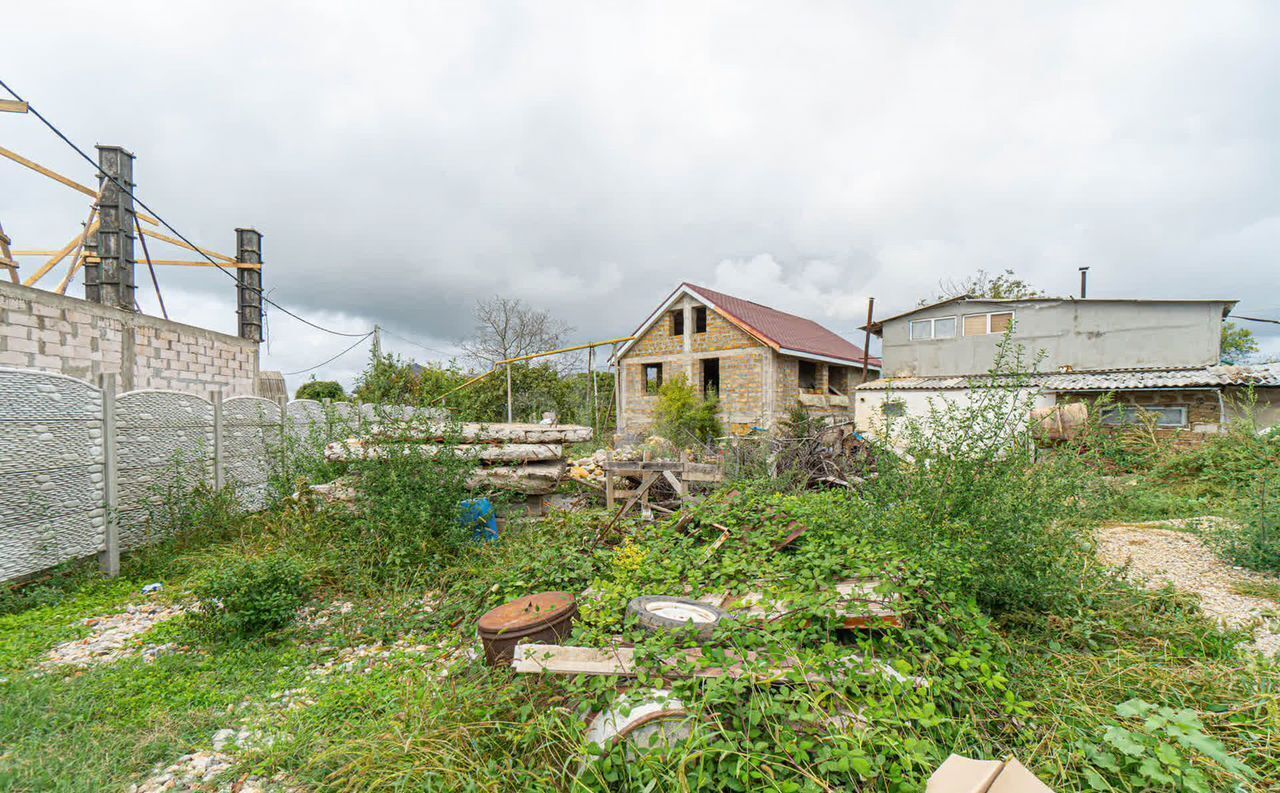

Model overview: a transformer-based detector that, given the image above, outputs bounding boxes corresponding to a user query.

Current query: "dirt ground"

[1096,521,1280,656]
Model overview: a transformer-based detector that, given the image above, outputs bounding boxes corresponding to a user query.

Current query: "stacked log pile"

[324,422,592,495]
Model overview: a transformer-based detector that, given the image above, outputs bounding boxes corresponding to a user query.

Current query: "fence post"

[98,372,119,577]
[211,389,224,490]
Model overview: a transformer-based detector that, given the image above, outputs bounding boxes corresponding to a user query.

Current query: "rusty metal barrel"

[477,591,578,666]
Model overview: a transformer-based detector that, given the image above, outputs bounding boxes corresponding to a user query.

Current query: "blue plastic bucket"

[459,498,499,542]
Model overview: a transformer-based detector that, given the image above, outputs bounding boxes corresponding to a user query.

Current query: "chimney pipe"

[1078,266,1089,299]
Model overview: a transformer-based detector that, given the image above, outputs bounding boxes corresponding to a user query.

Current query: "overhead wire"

[0,77,369,339]
[282,331,375,376]
[378,327,457,358]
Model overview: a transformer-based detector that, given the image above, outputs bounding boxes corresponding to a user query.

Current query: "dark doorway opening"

[702,358,720,396]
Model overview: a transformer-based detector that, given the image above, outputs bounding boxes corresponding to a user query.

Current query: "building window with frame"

[798,360,818,391]
[882,399,906,418]
[671,310,684,336]
[694,306,708,333]
[1100,404,1188,428]
[828,366,848,395]
[642,363,663,395]
[909,316,958,341]
[963,311,1014,336]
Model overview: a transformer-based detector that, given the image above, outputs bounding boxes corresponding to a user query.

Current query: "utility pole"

[589,345,599,435]
[861,297,875,383]
[506,361,514,423]
[86,146,136,310]
[372,324,382,358]
[236,229,264,341]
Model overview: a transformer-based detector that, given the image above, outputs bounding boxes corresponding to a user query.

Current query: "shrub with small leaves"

[195,554,311,639]
[1078,698,1255,792]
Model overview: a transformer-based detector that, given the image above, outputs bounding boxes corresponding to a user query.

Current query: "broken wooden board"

[468,461,566,495]
[325,440,563,463]
[696,580,904,629]
[512,643,926,688]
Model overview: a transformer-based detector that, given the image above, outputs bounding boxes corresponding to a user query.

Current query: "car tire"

[627,596,727,642]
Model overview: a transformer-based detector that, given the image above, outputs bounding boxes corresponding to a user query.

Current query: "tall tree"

[459,296,572,369]
[929,268,1048,304]
[1220,321,1259,364]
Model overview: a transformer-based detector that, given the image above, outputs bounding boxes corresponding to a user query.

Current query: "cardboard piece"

[927,755,1053,793]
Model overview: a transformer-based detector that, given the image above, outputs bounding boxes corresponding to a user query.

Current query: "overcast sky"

[4,2,1279,390]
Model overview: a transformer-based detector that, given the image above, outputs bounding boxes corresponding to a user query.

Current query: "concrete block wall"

[0,281,258,396]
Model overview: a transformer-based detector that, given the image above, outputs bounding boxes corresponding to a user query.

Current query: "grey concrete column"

[98,372,119,577]
[87,146,137,310]
[211,389,224,490]
[236,228,264,341]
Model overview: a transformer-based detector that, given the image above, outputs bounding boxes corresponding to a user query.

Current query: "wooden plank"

[52,206,99,294]
[139,228,236,263]
[23,223,98,287]
[77,258,261,269]
[512,643,927,687]
[0,100,29,113]
[0,146,160,226]
[0,222,17,284]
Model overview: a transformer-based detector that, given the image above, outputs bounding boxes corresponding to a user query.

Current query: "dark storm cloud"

[3,1,1279,389]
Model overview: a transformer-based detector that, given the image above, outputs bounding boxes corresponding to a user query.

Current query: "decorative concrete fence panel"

[0,369,106,582]
[116,390,215,550]
[222,396,283,512]
[1,368,415,584]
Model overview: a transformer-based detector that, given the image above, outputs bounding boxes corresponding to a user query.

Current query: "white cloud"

[2,0,1278,380]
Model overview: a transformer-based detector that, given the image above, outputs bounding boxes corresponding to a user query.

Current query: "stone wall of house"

[619,294,769,436]
[0,281,258,396]
[1056,389,1224,446]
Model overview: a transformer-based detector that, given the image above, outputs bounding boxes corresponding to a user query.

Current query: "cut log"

[372,422,593,444]
[468,462,566,495]
[325,440,563,463]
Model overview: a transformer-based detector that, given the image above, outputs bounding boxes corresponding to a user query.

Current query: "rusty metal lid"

[477,591,576,635]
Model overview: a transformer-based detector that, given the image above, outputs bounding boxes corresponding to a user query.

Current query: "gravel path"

[41,602,185,669]
[1096,522,1280,656]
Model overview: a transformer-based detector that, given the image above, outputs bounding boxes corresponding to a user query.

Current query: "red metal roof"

[683,283,881,367]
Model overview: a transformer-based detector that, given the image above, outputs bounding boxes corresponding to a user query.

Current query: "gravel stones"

[42,602,185,669]
[1096,522,1280,656]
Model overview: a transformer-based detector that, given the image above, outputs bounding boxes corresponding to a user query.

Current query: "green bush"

[655,375,722,444]
[341,413,481,583]
[1216,482,1280,573]
[295,379,347,401]
[867,338,1097,614]
[194,554,311,639]
[1078,699,1254,792]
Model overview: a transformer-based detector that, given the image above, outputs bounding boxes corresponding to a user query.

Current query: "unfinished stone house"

[612,283,880,437]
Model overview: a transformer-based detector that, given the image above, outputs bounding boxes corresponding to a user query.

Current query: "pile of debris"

[325,421,593,495]
[567,445,639,486]
[770,420,877,489]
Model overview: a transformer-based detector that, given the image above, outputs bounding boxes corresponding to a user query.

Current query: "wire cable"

[1234,315,1280,326]
[379,327,457,357]
[282,331,374,375]
[0,77,369,338]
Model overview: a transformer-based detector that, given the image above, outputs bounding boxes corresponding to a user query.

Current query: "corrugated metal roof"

[855,363,1280,391]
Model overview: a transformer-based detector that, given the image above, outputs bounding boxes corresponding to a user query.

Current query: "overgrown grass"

[1,378,1277,791]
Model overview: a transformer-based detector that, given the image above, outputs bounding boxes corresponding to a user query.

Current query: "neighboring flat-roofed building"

[855,295,1279,441]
